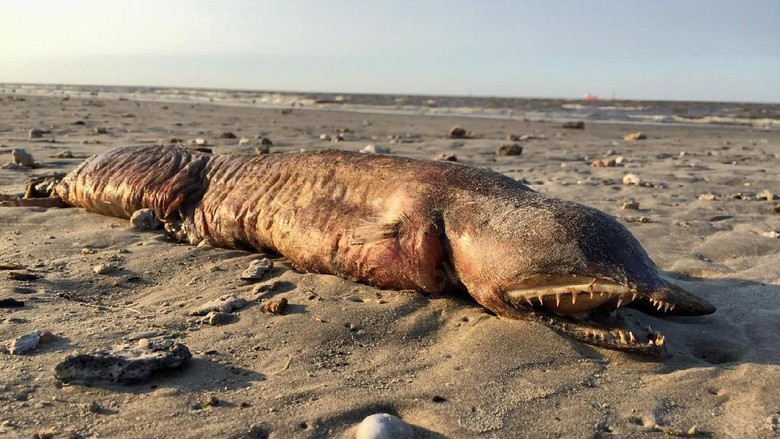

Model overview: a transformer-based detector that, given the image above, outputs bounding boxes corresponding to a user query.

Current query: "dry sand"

[1,94,779,438]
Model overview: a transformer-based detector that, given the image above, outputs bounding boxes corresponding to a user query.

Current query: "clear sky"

[1,0,778,102]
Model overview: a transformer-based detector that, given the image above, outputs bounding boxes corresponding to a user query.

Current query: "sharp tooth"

[525,297,534,306]
[664,302,671,313]
[632,292,638,301]
[537,296,544,306]
[669,303,676,311]
[619,331,627,344]
[617,296,625,307]
[555,293,561,307]
[656,301,664,311]
[571,292,578,304]
[629,332,636,343]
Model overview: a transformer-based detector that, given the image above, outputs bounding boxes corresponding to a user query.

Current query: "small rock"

[193,138,208,146]
[506,134,520,141]
[496,143,523,156]
[761,231,780,239]
[8,272,39,281]
[7,330,41,355]
[258,136,274,146]
[0,298,24,308]
[11,149,35,167]
[434,153,458,162]
[240,258,274,281]
[622,174,642,186]
[93,127,108,134]
[775,204,780,213]
[238,137,251,145]
[624,132,647,141]
[757,190,775,201]
[29,127,44,138]
[261,297,288,315]
[201,311,235,326]
[448,126,469,139]
[255,145,270,155]
[319,133,331,141]
[360,144,390,154]
[220,131,237,139]
[93,264,118,275]
[562,121,585,129]
[50,150,73,159]
[698,193,718,201]
[129,209,161,230]
[355,413,414,439]
[190,294,248,316]
[591,158,617,167]
[621,200,640,210]
[54,337,192,384]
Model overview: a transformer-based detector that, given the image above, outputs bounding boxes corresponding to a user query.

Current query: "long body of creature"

[23,145,715,355]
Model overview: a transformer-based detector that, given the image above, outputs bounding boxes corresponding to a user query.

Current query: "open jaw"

[504,276,676,356]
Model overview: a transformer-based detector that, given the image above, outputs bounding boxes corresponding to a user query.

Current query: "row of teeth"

[650,298,676,313]
[584,328,666,346]
[515,290,637,308]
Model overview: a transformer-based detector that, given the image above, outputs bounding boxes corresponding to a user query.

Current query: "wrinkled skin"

[14,145,715,356]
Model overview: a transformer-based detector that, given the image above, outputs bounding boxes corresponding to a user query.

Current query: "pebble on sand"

[201,311,235,326]
[360,144,390,154]
[624,132,647,141]
[591,158,617,167]
[698,193,719,201]
[255,145,270,155]
[355,413,414,439]
[50,150,74,159]
[220,131,237,139]
[29,127,44,138]
[258,136,274,146]
[448,125,470,139]
[238,137,251,145]
[622,174,642,186]
[240,258,274,281]
[261,297,288,315]
[190,294,248,316]
[54,337,192,384]
[93,264,118,275]
[757,190,775,201]
[93,127,109,135]
[496,143,523,156]
[761,231,780,239]
[621,200,640,210]
[7,330,41,355]
[129,209,161,230]
[562,121,585,129]
[11,149,35,167]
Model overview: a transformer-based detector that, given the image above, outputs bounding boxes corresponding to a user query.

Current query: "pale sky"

[1,0,778,102]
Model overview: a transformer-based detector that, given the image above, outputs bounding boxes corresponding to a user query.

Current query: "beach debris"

[448,125,471,139]
[93,264,118,275]
[54,337,192,384]
[622,174,642,186]
[258,136,274,146]
[434,153,458,162]
[24,173,66,198]
[261,297,288,315]
[8,271,39,281]
[220,131,237,139]
[50,150,73,158]
[621,200,640,210]
[624,132,647,141]
[562,121,585,129]
[129,208,161,230]
[496,143,523,156]
[6,330,43,355]
[0,298,24,308]
[190,294,248,316]
[360,144,390,154]
[761,231,780,239]
[624,216,651,224]
[255,145,270,155]
[93,127,108,135]
[591,158,617,167]
[355,413,415,439]
[319,133,331,141]
[192,138,208,146]
[697,193,719,201]
[201,311,235,326]
[0,262,25,270]
[240,258,274,281]
[757,190,775,201]
[11,149,35,167]
[331,133,346,143]
[238,137,251,145]
[29,127,45,138]
[279,108,293,115]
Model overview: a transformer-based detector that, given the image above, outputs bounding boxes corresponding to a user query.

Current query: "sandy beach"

[1,93,779,438]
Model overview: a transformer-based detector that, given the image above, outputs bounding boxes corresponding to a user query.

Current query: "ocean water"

[2,83,778,129]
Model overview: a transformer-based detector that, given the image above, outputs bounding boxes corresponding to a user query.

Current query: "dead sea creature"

[8,145,715,356]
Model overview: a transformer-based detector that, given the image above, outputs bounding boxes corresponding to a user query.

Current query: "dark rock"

[0,298,24,308]
[54,337,192,384]
[496,143,523,156]
[220,131,237,139]
[562,121,585,129]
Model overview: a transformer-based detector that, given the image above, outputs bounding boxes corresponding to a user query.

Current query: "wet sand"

[1,94,779,438]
